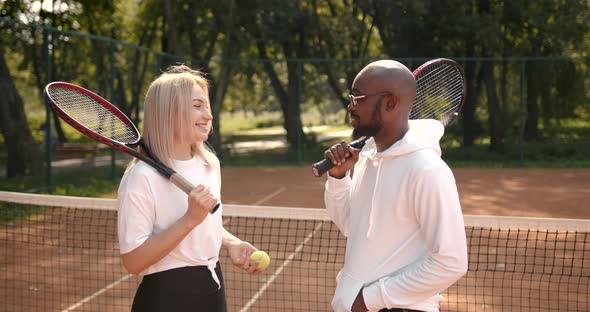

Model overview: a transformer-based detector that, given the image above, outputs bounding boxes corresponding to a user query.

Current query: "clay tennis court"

[221,167,590,219]
[220,167,590,311]
[1,167,589,311]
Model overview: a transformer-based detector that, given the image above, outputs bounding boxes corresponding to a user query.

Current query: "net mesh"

[1,191,589,311]
[47,86,139,144]
[410,62,465,126]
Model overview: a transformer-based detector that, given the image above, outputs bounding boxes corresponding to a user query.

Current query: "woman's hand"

[226,240,262,275]
[184,185,218,228]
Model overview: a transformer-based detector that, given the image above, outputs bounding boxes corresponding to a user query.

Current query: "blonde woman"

[117,65,261,311]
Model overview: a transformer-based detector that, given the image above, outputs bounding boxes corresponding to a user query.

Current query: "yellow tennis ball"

[250,250,270,270]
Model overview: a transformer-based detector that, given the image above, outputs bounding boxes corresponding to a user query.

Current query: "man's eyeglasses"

[348,92,392,108]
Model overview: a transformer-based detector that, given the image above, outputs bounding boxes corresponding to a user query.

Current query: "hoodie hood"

[360,119,444,160]
[360,119,444,238]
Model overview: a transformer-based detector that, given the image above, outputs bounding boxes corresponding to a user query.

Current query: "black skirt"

[131,262,227,312]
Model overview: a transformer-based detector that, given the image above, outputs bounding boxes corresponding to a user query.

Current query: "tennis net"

[1,191,589,311]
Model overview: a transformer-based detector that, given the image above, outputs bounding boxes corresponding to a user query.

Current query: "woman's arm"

[120,185,216,275]
[122,215,200,274]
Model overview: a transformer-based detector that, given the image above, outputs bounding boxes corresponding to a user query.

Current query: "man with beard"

[322,60,468,312]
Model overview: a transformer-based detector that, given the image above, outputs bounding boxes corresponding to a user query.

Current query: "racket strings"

[415,84,463,124]
[413,71,463,122]
[413,69,463,120]
[411,64,464,126]
[48,87,139,144]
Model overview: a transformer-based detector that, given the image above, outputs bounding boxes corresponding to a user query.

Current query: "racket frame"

[311,58,466,177]
[44,82,219,213]
[411,58,466,127]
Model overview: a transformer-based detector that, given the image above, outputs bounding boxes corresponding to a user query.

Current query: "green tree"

[311,0,383,115]
[236,0,311,150]
[0,45,42,177]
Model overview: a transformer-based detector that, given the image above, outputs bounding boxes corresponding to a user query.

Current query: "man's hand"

[325,141,360,179]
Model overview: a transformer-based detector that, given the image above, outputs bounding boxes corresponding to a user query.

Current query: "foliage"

[0,0,589,180]
[0,165,124,195]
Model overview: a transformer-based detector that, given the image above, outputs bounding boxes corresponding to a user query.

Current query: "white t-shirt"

[117,156,223,278]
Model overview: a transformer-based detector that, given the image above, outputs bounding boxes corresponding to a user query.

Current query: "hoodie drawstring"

[367,157,384,239]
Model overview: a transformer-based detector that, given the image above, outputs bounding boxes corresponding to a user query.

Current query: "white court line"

[61,274,133,312]
[239,221,325,312]
[62,187,283,311]
[66,220,234,311]
[252,187,286,206]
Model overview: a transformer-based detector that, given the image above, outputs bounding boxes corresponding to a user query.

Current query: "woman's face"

[185,83,212,143]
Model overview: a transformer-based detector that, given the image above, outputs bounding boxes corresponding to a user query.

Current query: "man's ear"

[386,95,398,110]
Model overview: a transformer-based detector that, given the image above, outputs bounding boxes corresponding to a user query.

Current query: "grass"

[220,110,349,135]
[221,125,349,144]
[0,204,46,224]
[220,111,284,134]
[1,112,589,198]
[223,133,285,144]
[0,166,124,223]
[0,136,588,206]
[220,141,590,168]
[0,166,125,197]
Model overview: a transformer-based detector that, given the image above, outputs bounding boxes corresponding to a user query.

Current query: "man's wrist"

[328,171,347,179]
[351,288,368,312]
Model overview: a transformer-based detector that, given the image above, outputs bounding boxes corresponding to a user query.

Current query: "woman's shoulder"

[119,161,163,196]
[198,150,220,170]
[126,160,161,177]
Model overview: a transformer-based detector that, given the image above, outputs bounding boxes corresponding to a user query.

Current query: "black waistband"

[142,262,221,282]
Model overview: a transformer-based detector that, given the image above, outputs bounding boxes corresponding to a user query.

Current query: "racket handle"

[210,202,221,214]
[170,173,196,193]
[310,136,369,178]
[311,158,334,178]
[170,173,220,214]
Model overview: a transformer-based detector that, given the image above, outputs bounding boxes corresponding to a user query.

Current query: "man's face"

[348,73,386,139]
[350,97,384,139]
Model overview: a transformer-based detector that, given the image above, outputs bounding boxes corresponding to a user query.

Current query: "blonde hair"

[128,65,217,170]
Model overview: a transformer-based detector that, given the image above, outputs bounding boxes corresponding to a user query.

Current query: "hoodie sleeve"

[324,173,352,237]
[362,164,468,309]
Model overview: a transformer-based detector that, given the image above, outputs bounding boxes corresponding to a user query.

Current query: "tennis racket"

[44,82,220,213]
[311,58,466,177]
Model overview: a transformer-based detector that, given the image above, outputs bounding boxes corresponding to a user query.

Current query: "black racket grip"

[211,203,221,214]
[310,136,368,178]
[311,158,334,178]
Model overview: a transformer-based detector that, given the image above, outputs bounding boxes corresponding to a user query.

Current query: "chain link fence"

[1,18,589,190]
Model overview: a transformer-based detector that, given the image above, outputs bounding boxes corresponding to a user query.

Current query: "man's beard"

[352,101,384,139]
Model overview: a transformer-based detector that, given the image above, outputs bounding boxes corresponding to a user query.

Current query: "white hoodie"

[325,119,468,312]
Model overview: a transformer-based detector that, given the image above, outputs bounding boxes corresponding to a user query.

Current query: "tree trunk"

[164,0,183,57]
[130,19,157,124]
[256,39,305,150]
[206,0,236,158]
[159,0,184,69]
[483,61,505,152]
[524,63,540,141]
[284,61,305,149]
[0,47,43,177]
[463,59,478,147]
[210,65,231,157]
